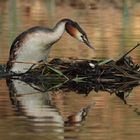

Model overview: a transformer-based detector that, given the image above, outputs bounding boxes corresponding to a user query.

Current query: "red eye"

[81,35,84,39]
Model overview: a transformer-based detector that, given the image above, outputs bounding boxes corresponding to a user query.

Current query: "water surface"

[0,1,140,140]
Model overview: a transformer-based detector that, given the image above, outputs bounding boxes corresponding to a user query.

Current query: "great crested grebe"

[6,18,94,73]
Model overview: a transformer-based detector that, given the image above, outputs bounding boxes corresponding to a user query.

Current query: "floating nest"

[6,43,138,97]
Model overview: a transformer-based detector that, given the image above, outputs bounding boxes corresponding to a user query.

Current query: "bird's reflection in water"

[6,78,94,134]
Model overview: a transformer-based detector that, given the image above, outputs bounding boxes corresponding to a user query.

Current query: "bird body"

[6,19,94,73]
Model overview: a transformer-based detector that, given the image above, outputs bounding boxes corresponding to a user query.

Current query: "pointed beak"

[82,36,95,50]
[84,39,95,50]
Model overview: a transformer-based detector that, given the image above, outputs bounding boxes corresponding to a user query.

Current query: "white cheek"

[76,32,83,42]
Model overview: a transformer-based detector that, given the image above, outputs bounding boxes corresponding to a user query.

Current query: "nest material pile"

[30,55,139,82]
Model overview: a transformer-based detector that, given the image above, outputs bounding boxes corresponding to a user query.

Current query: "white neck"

[50,20,67,42]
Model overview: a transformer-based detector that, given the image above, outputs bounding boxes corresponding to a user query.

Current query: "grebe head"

[65,19,94,50]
